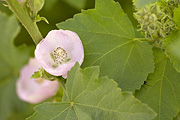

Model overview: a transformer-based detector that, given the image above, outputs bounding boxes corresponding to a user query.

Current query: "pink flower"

[16,58,59,104]
[35,30,84,78]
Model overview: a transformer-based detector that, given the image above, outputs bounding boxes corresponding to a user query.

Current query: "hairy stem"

[6,0,43,45]
[59,79,66,94]
[59,78,70,101]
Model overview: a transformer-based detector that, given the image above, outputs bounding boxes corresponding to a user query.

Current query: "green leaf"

[166,7,180,72]
[0,13,32,120]
[27,63,156,120]
[31,70,41,79]
[133,0,160,8]
[174,7,180,27]
[163,30,180,72]
[135,48,180,120]
[31,67,58,81]
[57,0,154,91]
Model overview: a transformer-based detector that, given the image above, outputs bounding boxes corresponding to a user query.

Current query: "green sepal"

[31,67,57,81]
[34,14,49,24]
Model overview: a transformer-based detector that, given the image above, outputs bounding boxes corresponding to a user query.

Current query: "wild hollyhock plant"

[35,30,84,78]
[16,58,59,104]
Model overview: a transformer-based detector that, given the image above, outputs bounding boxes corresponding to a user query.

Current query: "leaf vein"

[50,106,71,120]
[90,40,133,66]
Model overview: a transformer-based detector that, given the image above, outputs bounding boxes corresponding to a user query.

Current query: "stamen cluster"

[53,47,68,65]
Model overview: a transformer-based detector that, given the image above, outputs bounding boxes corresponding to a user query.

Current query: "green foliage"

[31,67,58,81]
[27,63,156,120]
[136,48,180,120]
[31,70,41,79]
[164,0,180,7]
[133,0,160,8]
[163,30,180,72]
[174,7,180,27]
[0,13,32,120]
[57,0,154,92]
[2,0,180,119]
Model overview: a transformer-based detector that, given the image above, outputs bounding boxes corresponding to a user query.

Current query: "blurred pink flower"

[16,58,59,104]
[35,30,84,78]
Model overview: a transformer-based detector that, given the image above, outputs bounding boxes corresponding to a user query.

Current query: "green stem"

[6,0,43,45]
[59,79,67,94]
[59,78,70,101]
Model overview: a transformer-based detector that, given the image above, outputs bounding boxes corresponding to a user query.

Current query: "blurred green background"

[0,0,138,119]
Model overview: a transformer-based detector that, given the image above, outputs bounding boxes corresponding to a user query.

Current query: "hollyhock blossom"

[35,30,84,78]
[16,58,59,104]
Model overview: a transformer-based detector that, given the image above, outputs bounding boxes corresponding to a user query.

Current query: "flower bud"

[165,0,180,7]
[27,0,45,17]
[134,3,176,40]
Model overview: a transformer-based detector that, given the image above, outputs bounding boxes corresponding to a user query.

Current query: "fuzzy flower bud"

[16,58,59,104]
[35,30,84,78]
[134,3,176,40]
[164,0,180,7]
[27,0,45,17]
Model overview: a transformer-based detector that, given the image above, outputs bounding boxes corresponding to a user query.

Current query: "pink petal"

[16,58,59,104]
[35,30,84,77]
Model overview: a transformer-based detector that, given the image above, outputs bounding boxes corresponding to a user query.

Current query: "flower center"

[51,47,69,67]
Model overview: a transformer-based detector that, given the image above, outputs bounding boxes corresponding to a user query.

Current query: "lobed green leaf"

[27,63,156,120]
[163,30,180,73]
[136,48,180,120]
